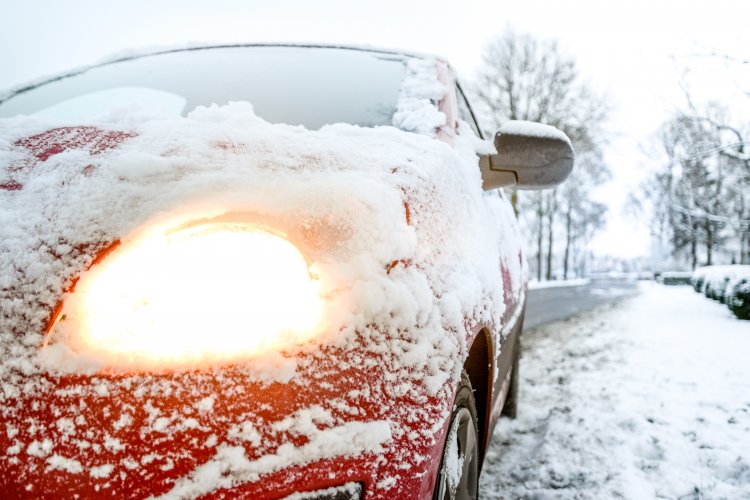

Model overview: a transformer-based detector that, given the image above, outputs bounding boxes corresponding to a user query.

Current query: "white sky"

[2,0,748,259]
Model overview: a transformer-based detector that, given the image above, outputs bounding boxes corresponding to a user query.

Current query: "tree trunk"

[739,233,744,264]
[563,207,572,279]
[690,223,698,270]
[536,197,544,281]
[545,209,554,281]
[511,190,519,216]
[705,223,713,266]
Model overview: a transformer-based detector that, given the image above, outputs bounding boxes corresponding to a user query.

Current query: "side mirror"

[480,121,575,190]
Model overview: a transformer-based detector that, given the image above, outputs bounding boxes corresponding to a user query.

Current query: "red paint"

[386,258,412,274]
[0,342,448,499]
[15,126,136,163]
[0,180,23,191]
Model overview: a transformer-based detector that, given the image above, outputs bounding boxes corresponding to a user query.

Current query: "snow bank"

[0,57,523,494]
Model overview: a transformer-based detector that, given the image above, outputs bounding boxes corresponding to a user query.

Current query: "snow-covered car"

[0,45,573,499]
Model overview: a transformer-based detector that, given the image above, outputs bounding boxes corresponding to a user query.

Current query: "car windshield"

[0,46,409,129]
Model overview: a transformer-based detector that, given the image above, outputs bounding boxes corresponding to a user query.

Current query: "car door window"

[456,85,483,138]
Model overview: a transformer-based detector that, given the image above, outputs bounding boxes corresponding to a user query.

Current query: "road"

[524,277,641,329]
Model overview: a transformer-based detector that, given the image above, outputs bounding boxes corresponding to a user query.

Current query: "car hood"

[0,103,509,497]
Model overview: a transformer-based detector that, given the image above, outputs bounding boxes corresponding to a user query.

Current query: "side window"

[456,85,483,139]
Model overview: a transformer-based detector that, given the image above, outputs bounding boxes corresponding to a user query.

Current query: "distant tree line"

[630,75,750,268]
[471,29,610,280]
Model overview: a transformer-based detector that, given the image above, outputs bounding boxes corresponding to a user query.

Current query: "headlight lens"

[47,221,322,370]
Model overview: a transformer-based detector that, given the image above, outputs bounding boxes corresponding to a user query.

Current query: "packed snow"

[480,282,750,499]
[392,57,447,136]
[443,414,464,495]
[0,53,526,496]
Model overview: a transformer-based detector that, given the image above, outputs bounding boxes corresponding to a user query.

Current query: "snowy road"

[525,277,640,329]
[480,282,750,499]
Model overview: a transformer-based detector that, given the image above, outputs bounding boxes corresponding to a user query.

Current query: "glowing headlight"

[47,222,322,370]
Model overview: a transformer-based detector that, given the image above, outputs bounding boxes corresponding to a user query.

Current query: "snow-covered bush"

[692,274,706,293]
[691,266,750,319]
[728,279,750,320]
[707,276,731,302]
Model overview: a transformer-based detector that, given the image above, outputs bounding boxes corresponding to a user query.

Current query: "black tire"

[434,371,479,500]
[501,339,520,419]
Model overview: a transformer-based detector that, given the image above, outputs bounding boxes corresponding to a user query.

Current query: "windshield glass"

[0,46,409,129]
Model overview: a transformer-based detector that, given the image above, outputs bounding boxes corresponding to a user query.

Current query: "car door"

[455,83,527,424]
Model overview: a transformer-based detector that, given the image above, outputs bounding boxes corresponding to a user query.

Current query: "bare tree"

[636,103,749,268]
[472,29,610,279]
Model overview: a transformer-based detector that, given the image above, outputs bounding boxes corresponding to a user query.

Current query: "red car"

[0,45,573,499]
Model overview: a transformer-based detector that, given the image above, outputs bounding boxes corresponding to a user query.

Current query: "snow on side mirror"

[480,120,575,190]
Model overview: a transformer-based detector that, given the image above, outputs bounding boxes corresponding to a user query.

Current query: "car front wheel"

[434,371,479,500]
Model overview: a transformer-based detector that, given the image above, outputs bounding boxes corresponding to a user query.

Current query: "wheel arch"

[463,327,493,470]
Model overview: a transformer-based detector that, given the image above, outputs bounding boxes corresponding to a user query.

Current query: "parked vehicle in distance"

[0,45,573,499]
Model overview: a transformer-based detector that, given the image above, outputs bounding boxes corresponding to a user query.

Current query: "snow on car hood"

[0,92,514,492]
[1,100,503,377]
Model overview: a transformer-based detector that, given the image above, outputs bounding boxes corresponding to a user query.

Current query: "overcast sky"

[2,0,748,259]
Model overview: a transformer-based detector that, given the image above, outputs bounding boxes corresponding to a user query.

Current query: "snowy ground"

[480,282,750,499]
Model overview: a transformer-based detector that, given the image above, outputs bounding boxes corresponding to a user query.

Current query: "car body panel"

[0,45,527,499]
